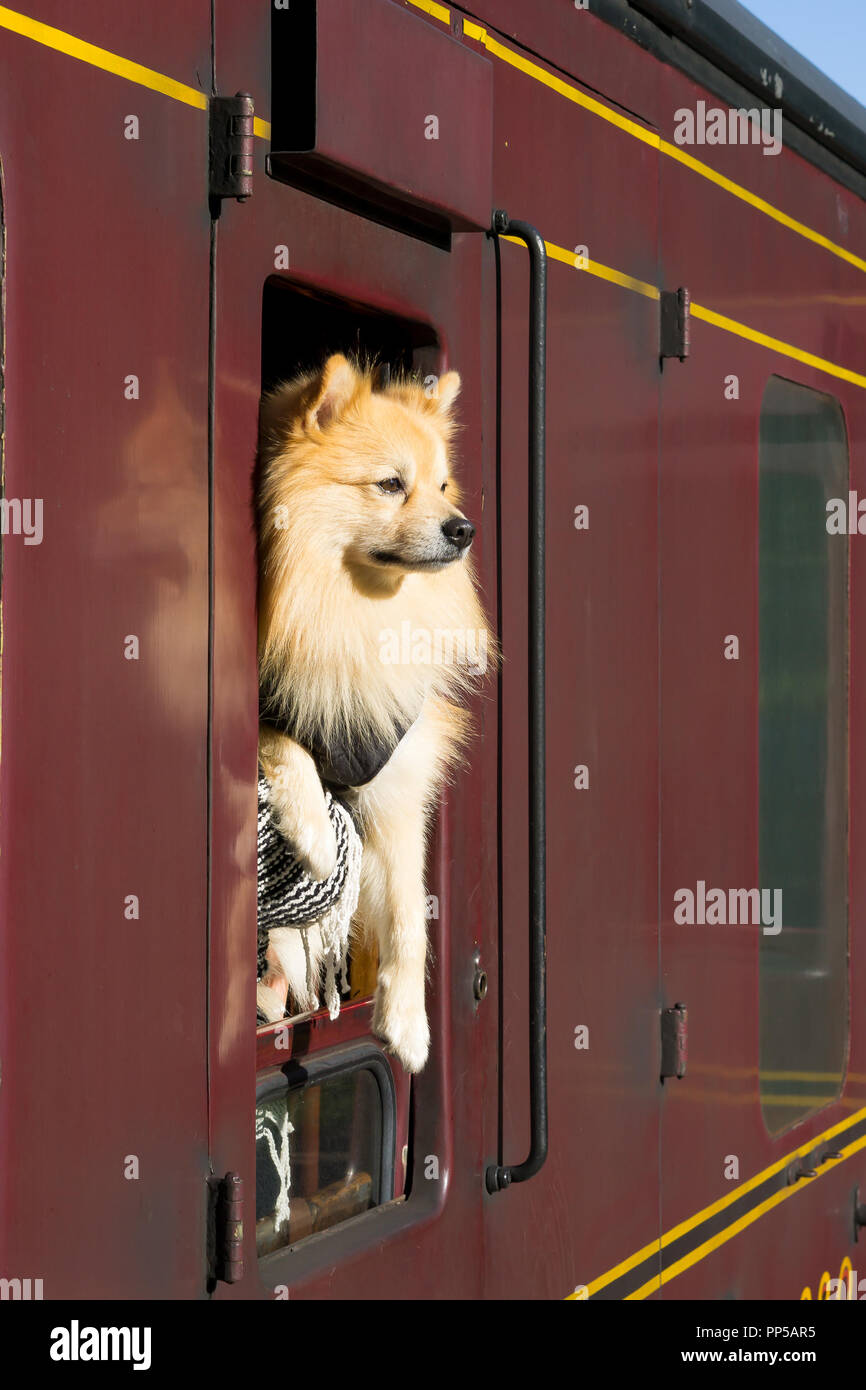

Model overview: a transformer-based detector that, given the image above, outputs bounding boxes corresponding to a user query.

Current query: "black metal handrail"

[486,211,548,1194]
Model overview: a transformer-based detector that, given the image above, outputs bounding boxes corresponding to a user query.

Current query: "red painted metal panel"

[455,0,661,147]
[6,0,211,82]
[657,49,866,1296]
[0,3,211,1297]
[271,0,493,231]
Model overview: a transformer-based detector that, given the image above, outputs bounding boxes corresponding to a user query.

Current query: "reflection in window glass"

[759,375,848,1134]
[256,1067,384,1256]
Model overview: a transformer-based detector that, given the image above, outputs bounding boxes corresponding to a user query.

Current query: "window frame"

[256,1040,399,1270]
[757,372,851,1137]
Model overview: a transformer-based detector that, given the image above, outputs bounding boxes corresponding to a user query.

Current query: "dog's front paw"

[269,786,338,882]
[373,986,430,1074]
[257,979,288,1024]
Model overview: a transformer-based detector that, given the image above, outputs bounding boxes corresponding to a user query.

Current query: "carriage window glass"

[758,375,849,1134]
[256,1064,387,1257]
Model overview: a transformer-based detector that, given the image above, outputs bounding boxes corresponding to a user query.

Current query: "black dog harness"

[259,686,416,792]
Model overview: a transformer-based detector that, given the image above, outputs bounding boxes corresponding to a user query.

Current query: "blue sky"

[740,0,866,108]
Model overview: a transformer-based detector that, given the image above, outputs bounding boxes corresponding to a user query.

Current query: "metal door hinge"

[209,93,254,202]
[660,287,690,361]
[660,1003,688,1080]
[208,1171,245,1284]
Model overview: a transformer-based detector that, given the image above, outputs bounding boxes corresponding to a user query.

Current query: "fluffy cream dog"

[255,354,491,1072]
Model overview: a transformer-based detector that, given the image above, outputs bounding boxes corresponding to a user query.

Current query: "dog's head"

[259,354,474,583]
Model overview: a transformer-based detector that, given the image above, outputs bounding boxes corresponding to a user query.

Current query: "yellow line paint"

[0,5,207,109]
[505,235,659,300]
[565,1105,866,1299]
[690,300,866,389]
[564,1232,660,1299]
[0,4,273,138]
[470,23,658,150]
[661,141,866,276]
[406,0,451,23]
[1,0,861,280]
[763,1095,844,1108]
[762,1071,847,1082]
[625,1133,866,1300]
[502,234,866,394]
[457,11,865,276]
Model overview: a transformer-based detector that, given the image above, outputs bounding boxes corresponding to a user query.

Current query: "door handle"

[486,212,548,1193]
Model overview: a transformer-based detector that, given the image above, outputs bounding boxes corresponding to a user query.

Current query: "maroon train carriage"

[1,0,866,1303]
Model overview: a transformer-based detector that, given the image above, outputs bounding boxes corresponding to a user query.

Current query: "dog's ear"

[303,354,358,432]
[372,361,391,391]
[430,370,461,417]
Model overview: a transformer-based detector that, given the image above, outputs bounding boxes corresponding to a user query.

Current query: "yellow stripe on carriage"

[500,234,866,393]
[566,1104,866,1300]
[0,5,208,109]
[455,12,866,277]
[3,0,864,281]
[406,0,451,23]
[626,1131,866,1300]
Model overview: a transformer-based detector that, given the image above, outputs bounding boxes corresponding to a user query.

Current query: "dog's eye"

[441,481,448,493]
[377,477,404,494]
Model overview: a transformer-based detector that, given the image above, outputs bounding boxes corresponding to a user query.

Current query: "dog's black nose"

[441,516,475,550]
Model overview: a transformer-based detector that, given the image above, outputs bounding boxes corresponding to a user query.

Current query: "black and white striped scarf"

[256,769,362,1021]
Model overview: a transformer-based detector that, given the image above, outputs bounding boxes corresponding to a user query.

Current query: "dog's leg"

[359,816,430,1073]
[257,978,288,1024]
[357,722,447,1074]
[257,940,291,1024]
[259,724,338,881]
[263,927,324,1016]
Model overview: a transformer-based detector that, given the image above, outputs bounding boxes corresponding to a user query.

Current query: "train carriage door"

[207,0,496,1298]
[0,8,213,1298]
[657,59,860,1297]
[478,25,663,1299]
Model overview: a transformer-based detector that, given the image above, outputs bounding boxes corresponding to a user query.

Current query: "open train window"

[758,375,849,1135]
[258,278,440,1011]
[256,1048,396,1257]
[261,276,440,394]
[255,280,433,1261]
[257,276,440,1009]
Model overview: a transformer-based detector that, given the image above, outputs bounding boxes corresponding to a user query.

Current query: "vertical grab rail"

[486,211,548,1193]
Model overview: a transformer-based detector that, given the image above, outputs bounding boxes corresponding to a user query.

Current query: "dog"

[254,353,492,1072]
